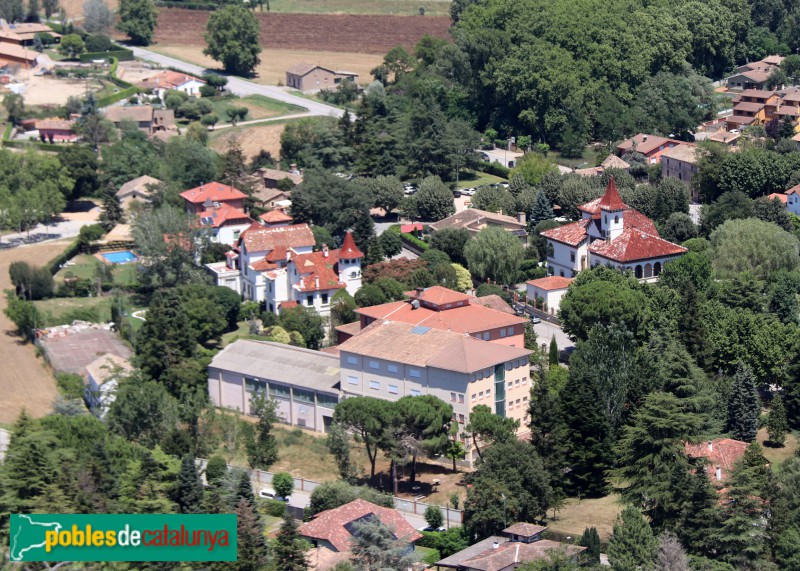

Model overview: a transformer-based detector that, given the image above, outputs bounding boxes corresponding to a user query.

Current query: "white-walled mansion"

[541,178,686,281]
[206,214,363,317]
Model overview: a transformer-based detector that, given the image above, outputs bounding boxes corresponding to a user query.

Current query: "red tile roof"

[241,223,315,253]
[292,249,346,292]
[733,101,764,113]
[526,276,573,291]
[767,193,788,204]
[597,177,627,211]
[35,117,75,131]
[617,134,677,156]
[540,219,592,246]
[410,285,470,306]
[197,203,252,228]
[589,228,687,263]
[180,182,247,204]
[740,88,776,98]
[401,223,424,233]
[685,438,748,481]
[459,539,585,571]
[138,70,205,91]
[786,184,800,195]
[338,231,364,259]
[299,499,422,553]
[471,294,515,314]
[259,210,294,224]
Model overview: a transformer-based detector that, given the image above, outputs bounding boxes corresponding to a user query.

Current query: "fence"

[198,459,464,525]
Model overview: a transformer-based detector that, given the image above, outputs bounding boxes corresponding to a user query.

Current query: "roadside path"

[126,46,344,119]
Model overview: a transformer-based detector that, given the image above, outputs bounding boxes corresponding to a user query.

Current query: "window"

[471,393,476,402]
[233,230,240,241]
[515,379,520,386]
[269,384,291,399]
[479,391,484,398]
[409,368,421,378]
[369,381,380,390]
[500,328,506,338]
[306,295,314,306]
[388,384,399,394]
[388,364,398,373]
[350,271,359,278]
[450,392,457,402]
[347,375,358,385]
[523,396,528,402]
[507,381,513,389]
[294,388,314,403]
[410,389,421,396]
[244,377,266,394]
[317,393,338,408]
[369,360,380,370]
[507,326,514,336]
[614,215,619,224]
[516,399,521,406]
[321,293,328,305]
[570,251,576,262]
[482,332,490,341]
[458,394,464,404]
[346,356,358,365]
[458,414,465,424]
[547,243,555,258]
[522,377,528,385]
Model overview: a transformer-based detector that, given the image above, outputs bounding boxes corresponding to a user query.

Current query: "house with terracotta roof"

[180,182,247,214]
[179,182,252,245]
[338,285,527,348]
[116,175,161,210]
[338,321,532,463]
[684,438,749,483]
[0,41,41,68]
[0,20,61,45]
[207,221,363,317]
[35,117,77,143]
[258,209,293,226]
[574,154,631,177]
[541,177,686,281]
[616,134,682,164]
[436,523,584,571]
[726,56,783,91]
[137,70,205,101]
[300,499,421,570]
[427,209,529,246]
[285,62,358,93]
[525,276,573,315]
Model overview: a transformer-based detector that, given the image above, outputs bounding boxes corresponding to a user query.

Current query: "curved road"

[126,45,345,118]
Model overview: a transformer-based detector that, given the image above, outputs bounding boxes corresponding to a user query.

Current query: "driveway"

[125,45,344,119]
[0,207,100,250]
[533,320,575,356]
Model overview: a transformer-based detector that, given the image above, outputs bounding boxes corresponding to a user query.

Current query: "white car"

[462,188,476,196]
[259,488,288,501]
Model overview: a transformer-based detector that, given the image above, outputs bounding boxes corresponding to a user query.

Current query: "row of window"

[508,396,528,409]
[347,375,421,396]
[243,378,338,408]
[450,392,465,404]
[451,413,466,424]
[346,356,420,378]
[306,293,329,306]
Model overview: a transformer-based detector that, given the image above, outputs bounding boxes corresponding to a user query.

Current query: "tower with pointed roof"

[337,231,364,296]
[597,177,627,241]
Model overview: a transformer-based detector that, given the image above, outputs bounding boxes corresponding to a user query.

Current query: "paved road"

[126,46,344,119]
[0,210,100,250]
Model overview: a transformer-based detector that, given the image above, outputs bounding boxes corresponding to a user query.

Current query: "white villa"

[206,217,363,317]
[541,177,686,282]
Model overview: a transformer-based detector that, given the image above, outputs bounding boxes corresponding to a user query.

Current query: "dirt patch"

[15,74,99,107]
[116,61,164,84]
[0,240,70,424]
[210,122,286,159]
[154,9,451,54]
[153,45,383,87]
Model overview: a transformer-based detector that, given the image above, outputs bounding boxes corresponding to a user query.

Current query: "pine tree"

[615,392,701,530]
[175,455,204,513]
[245,395,278,470]
[233,470,255,509]
[679,286,711,370]
[655,531,689,571]
[234,497,268,571]
[677,467,722,557]
[350,518,417,570]
[137,289,195,383]
[579,527,601,565]
[766,395,788,446]
[508,173,531,196]
[727,363,760,442]
[530,189,554,224]
[527,369,567,504]
[607,506,658,571]
[548,335,559,367]
[272,513,308,571]
[100,191,123,230]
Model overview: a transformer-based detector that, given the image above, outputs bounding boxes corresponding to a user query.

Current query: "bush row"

[1,139,68,153]
[479,160,511,179]
[45,237,82,275]
[400,232,429,253]
[97,86,140,108]
[78,49,134,63]
[156,1,220,9]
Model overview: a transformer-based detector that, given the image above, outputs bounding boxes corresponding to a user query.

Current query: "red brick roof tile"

[539,219,591,246]
[197,203,252,228]
[339,231,364,259]
[241,223,315,253]
[180,182,247,204]
[596,177,628,211]
[685,438,749,481]
[588,228,687,262]
[259,210,294,224]
[526,276,573,291]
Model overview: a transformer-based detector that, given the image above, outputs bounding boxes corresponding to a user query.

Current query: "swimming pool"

[101,250,138,264]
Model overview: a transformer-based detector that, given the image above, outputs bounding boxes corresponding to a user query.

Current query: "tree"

[117,0,157,45]
[754,195,792,232]
[235,497,268,571]
[100,191,123,230]
[137,289,196,383]
[4,295,43,338]
[59,145,99,200]
[83,0,114,33]
[272,472,294,499]
[308,481,393,515]
[471,186,517,215]
[42,0,57,18]
[510,152,558,186]
[58,33,84,58]
[3,92,24,125]
[364,175,404,215]
[656,531,690,571]
[175,455,204,513]
[548,335,558,367]
[411,175,455,221]
[106,377,180,448]
[333,397,389,481]
[272,513,308,571]
[579,527,601,565]
[350,517,418,571]
[279,305,324,349]
[330,289,357,326]
[607,506,658,571]
[465,226,524,285]
[710,218,800,279]
[530,189,554,225]
[445,439,466,472]
[727,363,760,442]
[246,394,279,470]
[465,404,519,459]
[766,395,788,446]
[424,504,444,529]
[354,283,386,307]
[326,422,357,482]
[662,212,697,243]
[614,392,701,529]
[205,455,228,486]
[204,5,262,76]
[429,228,471,266]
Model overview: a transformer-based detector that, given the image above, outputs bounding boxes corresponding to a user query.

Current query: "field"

[203,95,306,122]
[152,45,384,87]
[209,121,291,161]
[15,75,101,106]
[544,494,623,541]
[54,254,138,287]
[153,9,451,54]
[0,240,69,424]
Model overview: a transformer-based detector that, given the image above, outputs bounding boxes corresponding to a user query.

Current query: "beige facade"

[285,62,358,93]
[661,145,698,198]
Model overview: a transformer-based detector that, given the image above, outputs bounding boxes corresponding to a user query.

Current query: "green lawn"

[55,254,138,287]
[262,0,450,16]
[550,146,599,170]
[187,95,306,125]
[456,170,505,189]
[34,296,113,326]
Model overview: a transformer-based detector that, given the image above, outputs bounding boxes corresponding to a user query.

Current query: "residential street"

[125,46,345,119]
[533,319,575,356]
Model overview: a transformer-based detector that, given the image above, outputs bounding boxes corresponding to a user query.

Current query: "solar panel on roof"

[410,325,431,335]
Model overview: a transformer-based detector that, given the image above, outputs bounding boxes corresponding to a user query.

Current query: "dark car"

[453,190,462,198]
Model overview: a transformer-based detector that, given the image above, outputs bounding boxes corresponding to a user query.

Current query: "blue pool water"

[102,250,138,264]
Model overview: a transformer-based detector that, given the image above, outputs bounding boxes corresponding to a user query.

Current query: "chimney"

[315,276,319,289]
[492,542,499,550]
[415,287,424,296]
[707,441,713,452]
[286,251,291,262]
[642,135,648,142]
[715,466,722,481]
[322,244,329,258]
[517,211,526,225]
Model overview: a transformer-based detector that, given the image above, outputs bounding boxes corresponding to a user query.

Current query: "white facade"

[211,222,251,247]
[154,78,206,102]
[526,284,569,315]
[84,377,117,419]
[547,240,588,278]
[589,254,673,284]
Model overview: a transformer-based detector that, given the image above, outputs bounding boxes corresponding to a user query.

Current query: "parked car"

[530,316,541,324]
[453,190,462,198]
[259,488,289,501]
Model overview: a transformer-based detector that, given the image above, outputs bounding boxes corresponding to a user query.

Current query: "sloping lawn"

[34,296,112,326]
[201,95,306,124]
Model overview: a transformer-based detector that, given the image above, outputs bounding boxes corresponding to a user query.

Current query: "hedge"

[79,49,134,63]
[45,237,82,275]
[97,86,140,108]
[2,140,67,152]
[400,232,429,253]
[479,160,511,179]
[261,499,287,518]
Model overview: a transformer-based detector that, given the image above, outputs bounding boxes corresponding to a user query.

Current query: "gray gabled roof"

[209,339,340,394]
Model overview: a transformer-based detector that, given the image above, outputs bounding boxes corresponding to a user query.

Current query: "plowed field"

[154,9,451,54]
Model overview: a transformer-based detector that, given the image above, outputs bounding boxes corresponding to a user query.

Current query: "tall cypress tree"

[530,189,554,224]
[677,467,723,557]
[579,527,601,565]
[175,455,203,514]
[137,289,195,383]
[234,497,268,571]
[607,506,658,571]
[272,513,309,571]
[766,395,788,446]
[527,370,567,502]
[727,363,760,442]
[548,335,559,367]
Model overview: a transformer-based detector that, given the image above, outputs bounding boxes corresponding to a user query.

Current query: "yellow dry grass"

[544,493,624,541]
[209,122,287,161]
[151,45,383,86]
